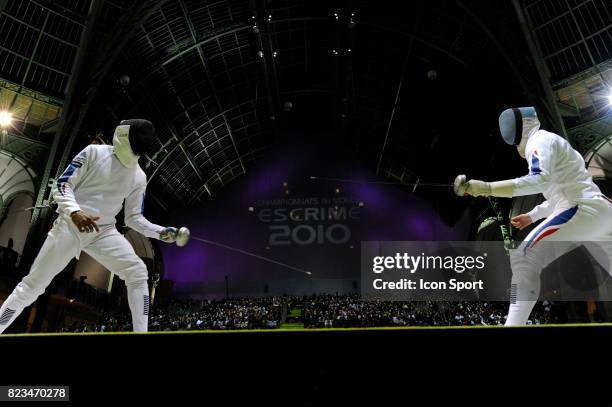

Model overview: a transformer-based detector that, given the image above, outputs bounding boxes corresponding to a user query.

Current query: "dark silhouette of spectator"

[1,238,19,281]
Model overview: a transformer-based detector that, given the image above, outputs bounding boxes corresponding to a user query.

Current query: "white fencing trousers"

[0,216,150,333]
[506,196,612,326]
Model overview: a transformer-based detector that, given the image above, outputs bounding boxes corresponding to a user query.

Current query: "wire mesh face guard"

[120,119,156,156]
[498,106,537,146]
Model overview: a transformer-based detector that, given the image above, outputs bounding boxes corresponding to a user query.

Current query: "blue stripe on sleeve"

[530,153,541,175]
[57,164,78,196]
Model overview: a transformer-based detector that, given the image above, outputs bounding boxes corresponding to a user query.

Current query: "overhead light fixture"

[0,111,12,127]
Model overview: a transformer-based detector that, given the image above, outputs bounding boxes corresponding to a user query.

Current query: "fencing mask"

[498,107,540,158]
[112,119,155,168]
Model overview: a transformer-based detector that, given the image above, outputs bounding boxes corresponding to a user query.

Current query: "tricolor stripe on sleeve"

[529,152,541,175]
[56,163,79,196]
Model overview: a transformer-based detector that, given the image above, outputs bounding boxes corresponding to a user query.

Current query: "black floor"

[3,325,612,405]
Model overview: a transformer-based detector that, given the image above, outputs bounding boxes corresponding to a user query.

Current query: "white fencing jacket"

[53,144,164,238]
[513,130,603,221]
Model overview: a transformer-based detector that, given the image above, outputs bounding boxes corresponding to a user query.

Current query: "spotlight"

[607,90,612,105]
[248,206,254,212]
[0,111,12,127]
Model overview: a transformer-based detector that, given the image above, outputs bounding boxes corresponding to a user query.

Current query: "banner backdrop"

[161,133,468,298]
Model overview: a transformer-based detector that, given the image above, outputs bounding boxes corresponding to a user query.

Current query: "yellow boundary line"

[2,323,612,338]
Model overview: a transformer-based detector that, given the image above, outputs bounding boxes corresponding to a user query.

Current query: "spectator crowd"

[301,294,565,328]
[60,296,285,332]
[59,293,569,332]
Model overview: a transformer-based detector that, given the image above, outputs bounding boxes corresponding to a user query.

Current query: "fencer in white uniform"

[0,119,179,333]
[456,107,612,325]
